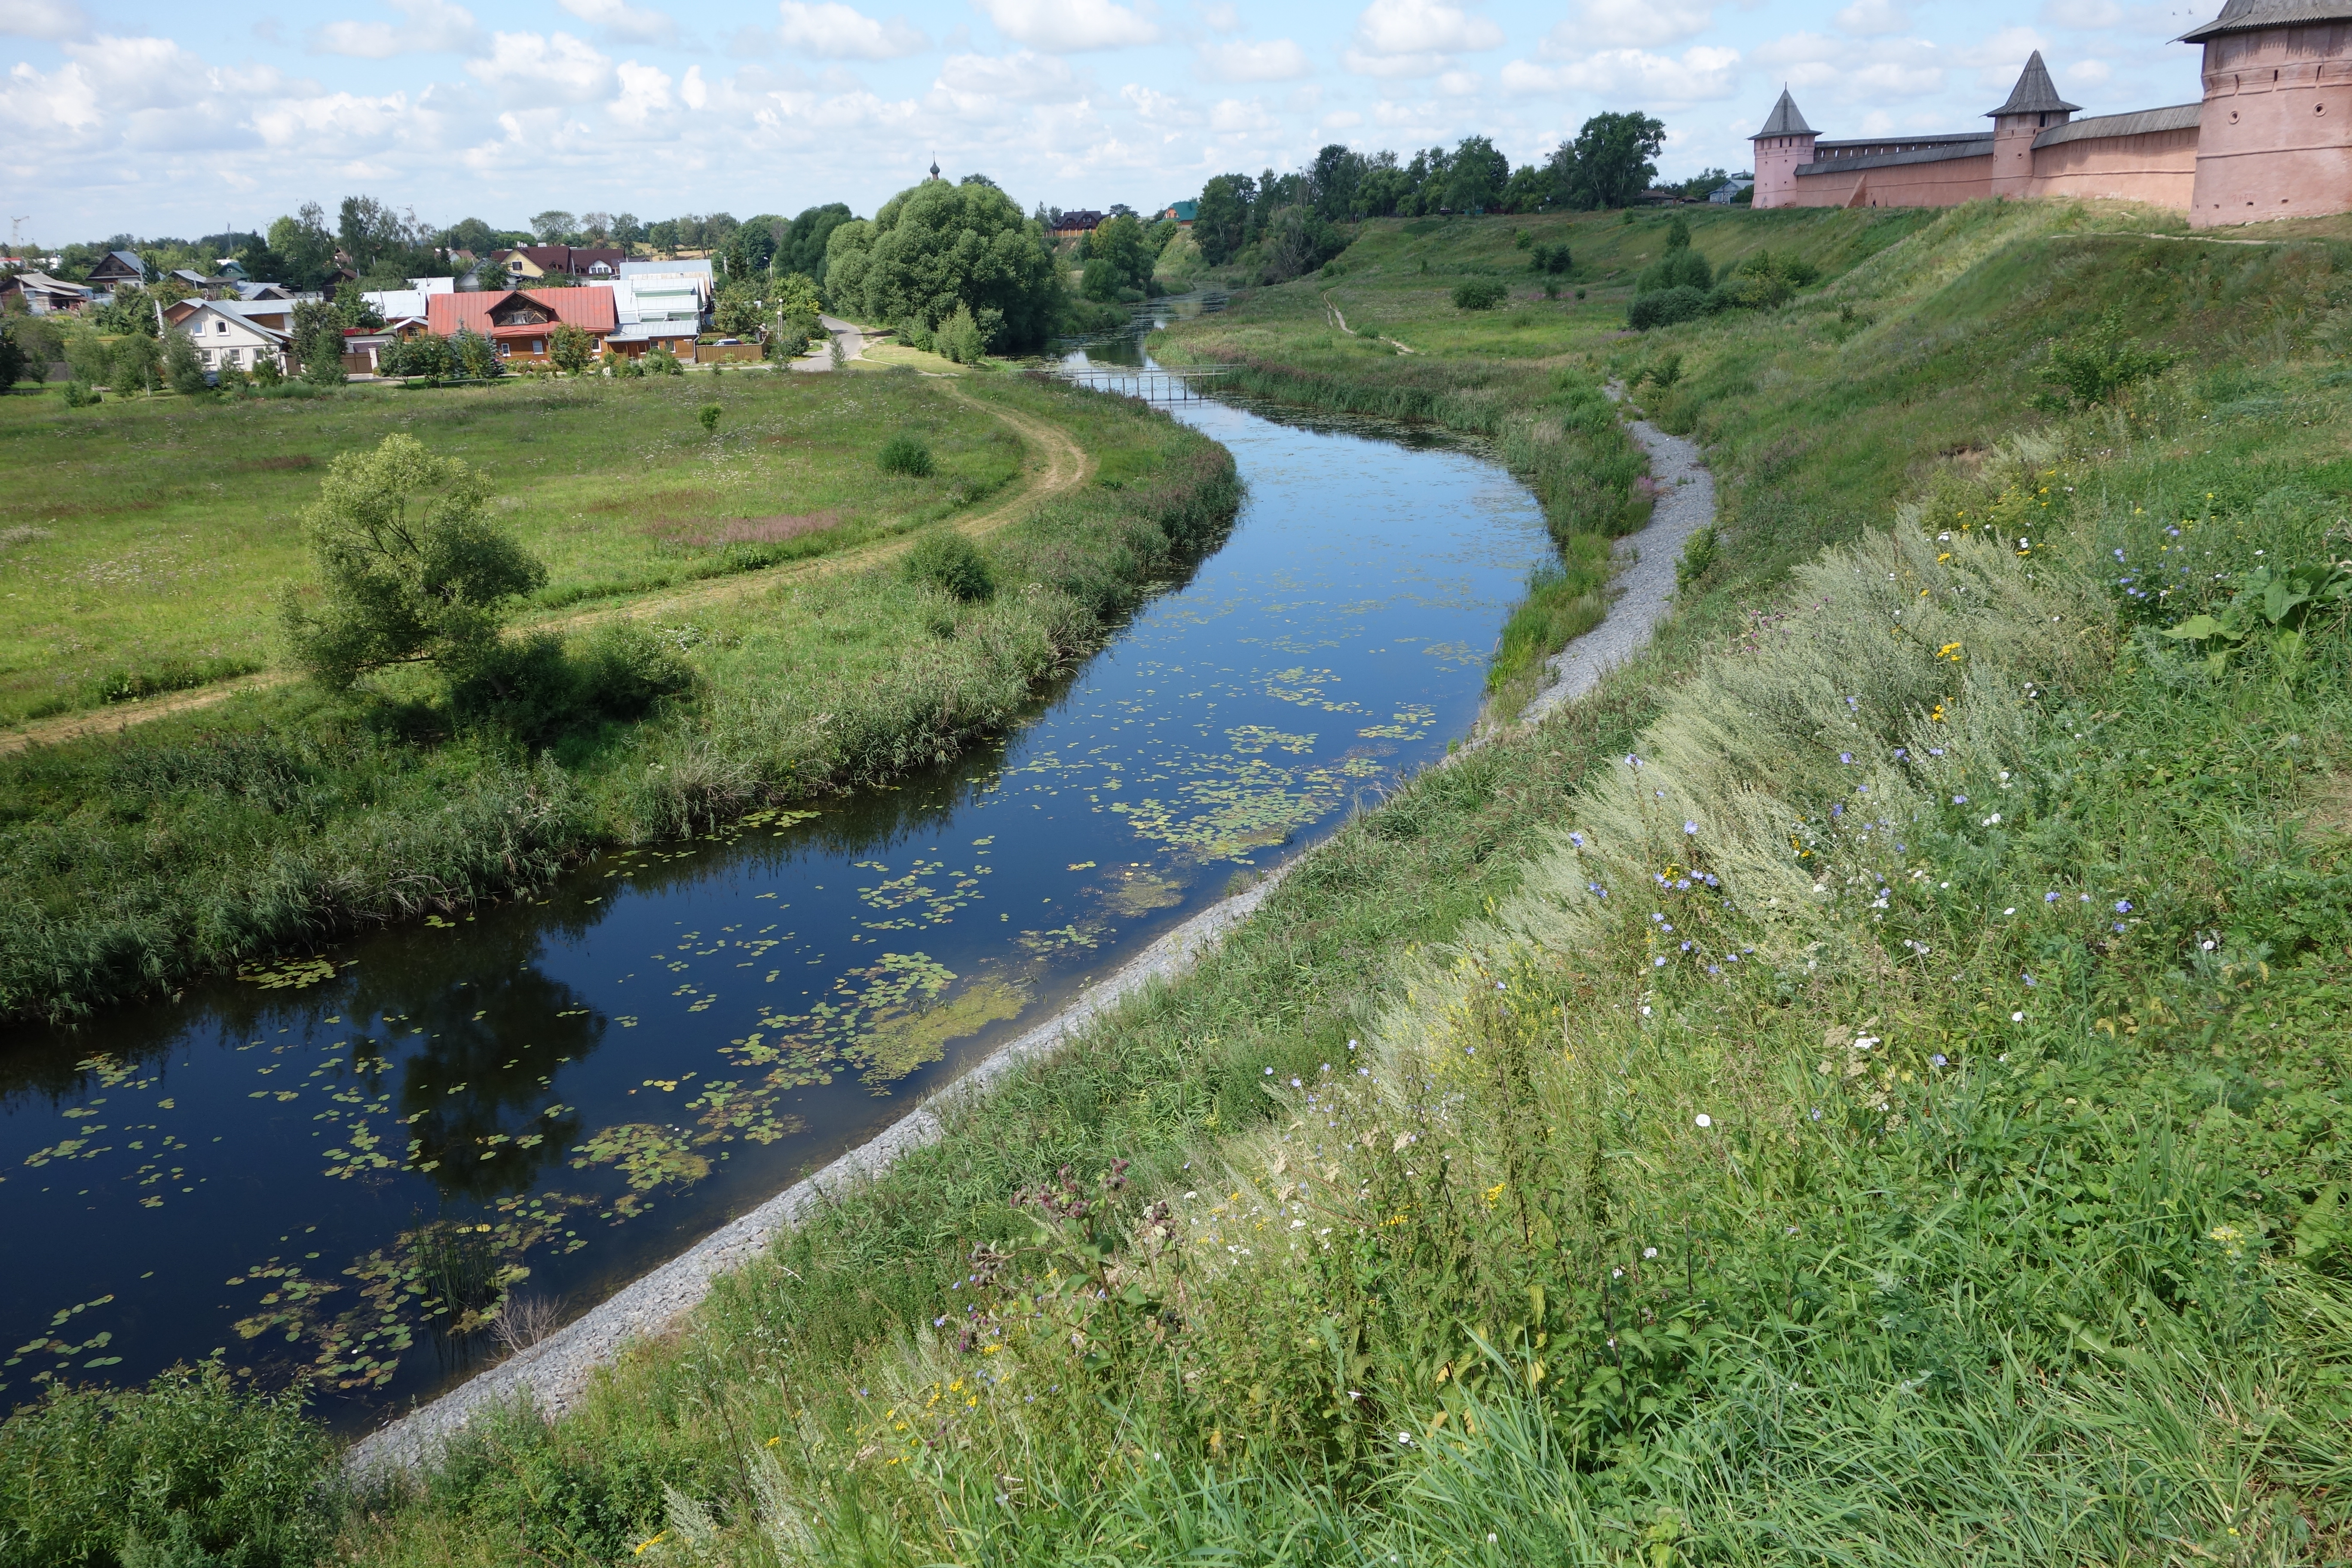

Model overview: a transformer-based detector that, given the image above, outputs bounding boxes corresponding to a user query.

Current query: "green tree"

[823,179,1059,352]
[935,301,986,364]
[1192,174,1256,265]
[712,280,763,337]
[530,210,576,244]
[548,322,594,375]
[0,319,28,388]
[451,325,502,380]
[398,333,456,383]
[162,328,208,394]
[1569,112,1668,209]
[291,300,349,386]
[441,217,499,255]
[1445,135,1511,213]
[267,203,337,287]
[109,332,161,395]
[282,434,546,691]
[1089,213,1153,294]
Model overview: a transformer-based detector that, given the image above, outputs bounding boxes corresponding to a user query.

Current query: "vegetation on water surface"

[20,199,2352,1564]
[0,374,1237,1021]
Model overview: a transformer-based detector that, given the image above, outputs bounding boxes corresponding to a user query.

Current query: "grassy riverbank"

[15,198,2352,1565]
[0,372,1236,1022]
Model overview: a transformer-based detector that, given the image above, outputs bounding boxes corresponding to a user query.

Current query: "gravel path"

[1519,386,1715,726]
[790,314,864,372]
[343,867,1289,1477]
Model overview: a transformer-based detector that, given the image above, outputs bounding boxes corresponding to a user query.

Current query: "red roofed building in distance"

[425,288,619,364]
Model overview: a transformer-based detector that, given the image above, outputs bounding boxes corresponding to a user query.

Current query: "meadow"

[12,198,2352,1565]
[0,369,1029,727]
[0,368,1237,1022]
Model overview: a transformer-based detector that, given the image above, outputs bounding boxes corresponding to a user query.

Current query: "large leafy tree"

[1445,135,1511,214]
[282,434,546,690]
[1192,174,1256,265]
[266,203,337,287]
[823,179,1060,352]
[1568,112,1668,209]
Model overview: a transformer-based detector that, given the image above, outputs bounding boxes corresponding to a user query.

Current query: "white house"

[172,299,294,376]
[612,259,711,322]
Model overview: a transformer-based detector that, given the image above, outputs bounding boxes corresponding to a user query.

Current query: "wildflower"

[2114,899,2132,914]
[1644,1246,1658,1258]
[1684,820,1699,835]
[1626,754,1642,769]
[2023,973,2035,986]
[1291,1078,1302,1087]
[2046,891,2059,903]
[1654,956,1667,967]
[1694,1113,1712,1128]
[1612,1267,1623,1278]
[2004,906,2016,915]
[1953,794,1968,805]
[1982,813,2001,826]
[1839,753,1853,765]
[1265,1066,1274,1075]
[2012,1011,2025,1023]
[1930,1054,1948,1067]
[1568,831,1586,848]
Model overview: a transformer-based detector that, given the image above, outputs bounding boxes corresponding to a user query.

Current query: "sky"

[2,0,2240,247]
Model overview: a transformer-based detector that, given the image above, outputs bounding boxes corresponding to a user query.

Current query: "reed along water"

[0,366,1556,1428]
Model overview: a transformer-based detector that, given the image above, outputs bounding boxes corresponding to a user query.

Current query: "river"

[0,336,1554,1429]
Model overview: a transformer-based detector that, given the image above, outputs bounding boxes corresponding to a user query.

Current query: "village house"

[1752,1,2352,226]
[83,249,145,289]
[1159,200,1197,226]
[165,299,295,377]
[0,272,92,314]
[1047,211,1106,239]
[423,286,617,364]
[492,245,627,281]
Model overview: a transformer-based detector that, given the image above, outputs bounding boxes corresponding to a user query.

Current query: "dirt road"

[0,380,1094,756]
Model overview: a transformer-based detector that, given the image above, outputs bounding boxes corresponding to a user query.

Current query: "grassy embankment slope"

[0,368,1237,1022]
[14,198,2352,1566]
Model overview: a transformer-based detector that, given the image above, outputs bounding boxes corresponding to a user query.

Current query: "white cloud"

[1552,0,1712,51]
[1954,24,2048,78]
[1502,43,1738,101]
[609,59,674,123]
[928,49,1086,112]
[1435,68,1481,95]
[1833,0,1908,36]
[775,1,925,60]
[2066,56,2111,84]
[557,0,677,47]
[1207,94,1276,133]
[467,31,615,103]
[1120,81,1196,125]
[251,88,414,150]
[1751,30,1944,99]
[975,0,1158,51]
[1353,0,1501,56]
[310,0,483,58]
[1202,1,1239,31]
[1195,37,1311,82]
[0,0,88,40]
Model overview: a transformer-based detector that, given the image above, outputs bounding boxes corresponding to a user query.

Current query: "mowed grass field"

[0,370,1025,726]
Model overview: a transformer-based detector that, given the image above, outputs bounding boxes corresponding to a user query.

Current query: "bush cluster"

[1451,278,1509,311]
[876,433,934,477]
[901,531,996,604]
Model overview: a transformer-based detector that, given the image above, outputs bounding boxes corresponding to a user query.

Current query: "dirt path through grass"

[0,380,1096,756]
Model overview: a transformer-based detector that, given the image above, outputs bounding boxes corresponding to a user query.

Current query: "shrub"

[548,322,595,376]
[902,530,995,603]
[1628,285,1709,331]
[935,302,987,365]
[877,434,934,478]
[0,1363,331,1568]
[1708,249,1823,312]
[450,622,693,741]
[1636,248,1713,294]
[1664,214,1692,250]
[2035,307,2177,409]
[1530,242,1572,276]
[644,346,685,376]
[162,329,208,396]
[1452,278,1509,311]
[698,402,722,434]
[1674,521,1718,589]
[61,379,98,408]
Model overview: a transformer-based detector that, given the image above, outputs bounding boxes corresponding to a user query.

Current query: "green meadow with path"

[13,198,2352,1564]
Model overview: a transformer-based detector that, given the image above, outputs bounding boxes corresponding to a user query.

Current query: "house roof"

[1752,88,1816,138]
[177,300,291,343]
[1162,199,1198,220]
[1987,51,2083,117]
[92,249,144,276]
[2033,102,2202,147]
[426,288,618,339]
[618,258,710,279]
[2180,0,2352,40]
[505,245,626,276]
[3,271,89,297]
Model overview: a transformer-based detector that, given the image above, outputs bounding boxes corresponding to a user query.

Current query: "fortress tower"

[1749,89,1817,211]
[2184,0,2352,226]
[1988,52,2081,198]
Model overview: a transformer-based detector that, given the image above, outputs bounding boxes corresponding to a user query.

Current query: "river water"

[0,349,1553,1429]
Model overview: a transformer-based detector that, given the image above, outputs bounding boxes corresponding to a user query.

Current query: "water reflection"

[1,358,1552,1427]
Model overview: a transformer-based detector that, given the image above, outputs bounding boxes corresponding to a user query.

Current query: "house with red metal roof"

[425,287,617,364]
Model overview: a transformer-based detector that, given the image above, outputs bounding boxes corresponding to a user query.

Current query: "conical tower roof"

[2180,0,2352,42]
[1986,51,2082,117]
[1751,87,1815,139]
